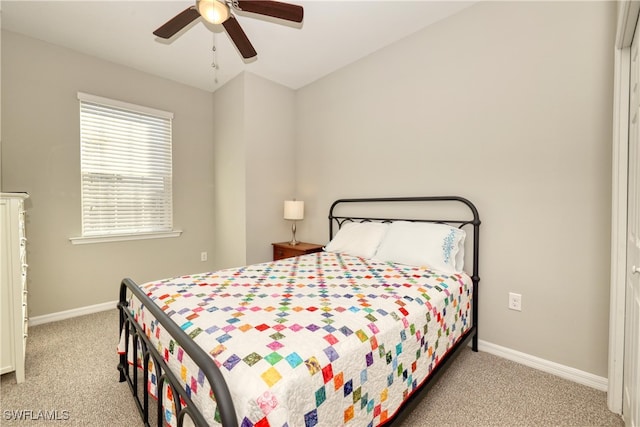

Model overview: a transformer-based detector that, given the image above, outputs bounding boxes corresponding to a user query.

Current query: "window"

[73,92,179,243]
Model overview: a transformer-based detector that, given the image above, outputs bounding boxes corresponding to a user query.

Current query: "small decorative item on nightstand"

[272,241,324,261]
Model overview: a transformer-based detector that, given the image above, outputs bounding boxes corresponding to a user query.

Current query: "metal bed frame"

[118,196,480,427]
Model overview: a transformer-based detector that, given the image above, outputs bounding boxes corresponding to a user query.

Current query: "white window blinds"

[78,92,174,237]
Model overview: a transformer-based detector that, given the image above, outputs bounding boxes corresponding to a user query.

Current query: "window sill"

[69,230,182,245]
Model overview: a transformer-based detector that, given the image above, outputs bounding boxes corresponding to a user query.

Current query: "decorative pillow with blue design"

[373,221,466,273]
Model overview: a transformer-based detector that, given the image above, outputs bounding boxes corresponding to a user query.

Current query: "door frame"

[609,0,638,414]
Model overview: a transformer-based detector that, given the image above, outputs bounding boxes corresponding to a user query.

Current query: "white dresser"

[1,192,29,383]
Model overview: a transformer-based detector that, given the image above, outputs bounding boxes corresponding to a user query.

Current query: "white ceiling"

[1,1,474,92]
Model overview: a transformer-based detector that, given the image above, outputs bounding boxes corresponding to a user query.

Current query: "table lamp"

[284,200,304,245]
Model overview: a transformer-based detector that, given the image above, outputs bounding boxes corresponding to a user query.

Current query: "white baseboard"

[29,300,118,327]
[478,340,608,391]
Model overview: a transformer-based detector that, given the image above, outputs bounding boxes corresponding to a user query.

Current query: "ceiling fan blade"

[153,7,201,39]
[223,17,257,59]
[236,0,303,23]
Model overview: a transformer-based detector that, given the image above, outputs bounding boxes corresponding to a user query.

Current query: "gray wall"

[1,31,218,316]
[295,1,616,377]
[244,73,297,265]
[212,72,296,269]
[212,73,248,270]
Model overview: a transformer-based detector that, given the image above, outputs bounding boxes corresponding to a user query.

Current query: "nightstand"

[272,242,324,261]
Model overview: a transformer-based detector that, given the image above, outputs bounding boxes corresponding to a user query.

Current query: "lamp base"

[289,221,299,245]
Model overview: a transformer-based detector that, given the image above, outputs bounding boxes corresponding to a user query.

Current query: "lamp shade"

[284,200,304,220]
[197,0,230,24]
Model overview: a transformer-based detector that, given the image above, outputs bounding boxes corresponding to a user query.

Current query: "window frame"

[70,92,181,245]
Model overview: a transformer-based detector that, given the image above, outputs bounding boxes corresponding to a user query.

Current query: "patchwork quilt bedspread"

[121,251,473,427]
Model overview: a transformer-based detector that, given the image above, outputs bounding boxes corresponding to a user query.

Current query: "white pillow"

[324,222,389,259]
[373,221,466,273]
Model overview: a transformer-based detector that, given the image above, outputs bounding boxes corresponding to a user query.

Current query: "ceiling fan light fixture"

[197,0,229,25]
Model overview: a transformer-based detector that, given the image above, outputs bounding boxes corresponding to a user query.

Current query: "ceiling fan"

[153,0,304,59]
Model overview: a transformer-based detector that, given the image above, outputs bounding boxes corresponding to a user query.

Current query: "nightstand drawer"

[274,247,301,260]
[272,242,324,261]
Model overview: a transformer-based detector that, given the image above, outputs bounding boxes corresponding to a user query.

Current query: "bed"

[117,196,480,427]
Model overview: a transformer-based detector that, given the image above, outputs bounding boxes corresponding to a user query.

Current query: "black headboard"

[328,195,480,284]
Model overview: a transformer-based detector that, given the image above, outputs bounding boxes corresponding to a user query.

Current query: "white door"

[625,17,640,427]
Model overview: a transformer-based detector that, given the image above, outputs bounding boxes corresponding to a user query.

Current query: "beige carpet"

[0,309,624,426]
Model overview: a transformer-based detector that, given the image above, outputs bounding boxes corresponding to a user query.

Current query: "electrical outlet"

[200,251,208,262]
[508,292,522,311]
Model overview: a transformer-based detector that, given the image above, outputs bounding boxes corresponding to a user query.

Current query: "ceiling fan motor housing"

[197,0,229,25]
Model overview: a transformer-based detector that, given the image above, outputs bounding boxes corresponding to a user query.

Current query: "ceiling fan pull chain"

[211,33,219,84]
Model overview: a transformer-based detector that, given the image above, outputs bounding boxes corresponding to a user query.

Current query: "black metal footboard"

[118,278,238,427]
